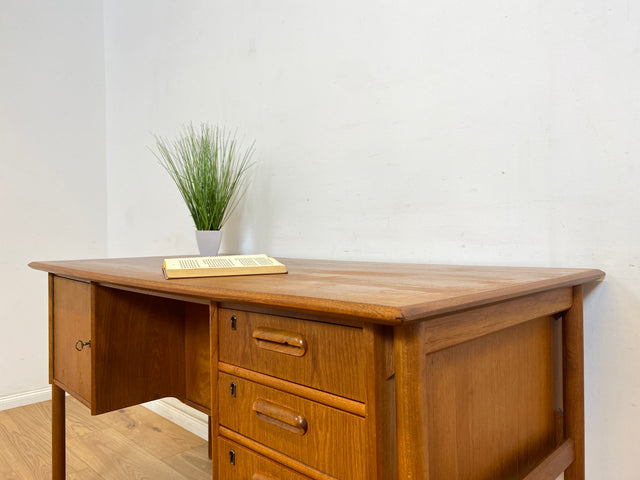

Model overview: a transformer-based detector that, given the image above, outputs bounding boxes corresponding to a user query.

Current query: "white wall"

[0,0,106,402]
[104,1,640,477]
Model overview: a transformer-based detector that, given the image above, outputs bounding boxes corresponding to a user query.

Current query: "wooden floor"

[0,396,212,479]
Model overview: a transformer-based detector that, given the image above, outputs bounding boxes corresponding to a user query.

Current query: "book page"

[164,254,282,271]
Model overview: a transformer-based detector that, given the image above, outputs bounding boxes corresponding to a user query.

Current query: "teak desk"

[29,257,604,480]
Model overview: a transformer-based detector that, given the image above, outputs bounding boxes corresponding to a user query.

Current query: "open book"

[162,254,287,279]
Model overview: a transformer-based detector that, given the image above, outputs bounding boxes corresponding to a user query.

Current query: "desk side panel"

[425,316,556,479]
[91,285,186,414]
[184,302,211,413]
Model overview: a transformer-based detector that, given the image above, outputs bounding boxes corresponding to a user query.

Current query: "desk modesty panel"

[29,256,604,480]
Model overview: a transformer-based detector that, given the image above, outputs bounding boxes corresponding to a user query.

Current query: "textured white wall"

[0,0,106,400]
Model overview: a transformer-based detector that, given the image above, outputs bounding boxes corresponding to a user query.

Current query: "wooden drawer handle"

[252,327,307,357]
[252,399,308,435]
[252,475,274,480]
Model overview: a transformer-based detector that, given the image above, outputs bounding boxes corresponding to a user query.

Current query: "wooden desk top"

[30,256,604,324]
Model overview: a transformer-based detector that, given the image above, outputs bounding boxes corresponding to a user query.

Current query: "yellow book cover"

[162,254,287,279]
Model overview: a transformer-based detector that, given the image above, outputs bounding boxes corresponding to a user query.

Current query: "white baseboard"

[0,386,52,411]
[143,397,209,440]
[0,388,209,441]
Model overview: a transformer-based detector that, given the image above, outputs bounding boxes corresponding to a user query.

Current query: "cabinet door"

[52,276,92,406]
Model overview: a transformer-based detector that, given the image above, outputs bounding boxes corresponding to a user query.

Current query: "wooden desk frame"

[30,257,602,480]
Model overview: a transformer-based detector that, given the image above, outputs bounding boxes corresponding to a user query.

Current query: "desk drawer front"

[219,309,366,401]
[219,437,312,480]
[52,276,91,405]
[219,373,366,480]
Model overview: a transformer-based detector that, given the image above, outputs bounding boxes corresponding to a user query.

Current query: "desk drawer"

[52,276,92,406]
[219,437,312,480]
[219,309,366,401]
[219,373,366,480]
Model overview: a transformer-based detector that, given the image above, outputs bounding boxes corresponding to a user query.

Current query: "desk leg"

[208,416,212,460]
[394,321,429,480]
[563,286,585,480]
[52,384,65,480]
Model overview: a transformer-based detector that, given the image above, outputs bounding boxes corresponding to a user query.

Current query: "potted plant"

[152,123,255,256]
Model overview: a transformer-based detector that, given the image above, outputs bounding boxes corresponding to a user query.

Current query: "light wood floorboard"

[0,396,212,479]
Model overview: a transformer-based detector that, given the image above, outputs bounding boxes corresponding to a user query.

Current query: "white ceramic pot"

[195,230,222,256]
